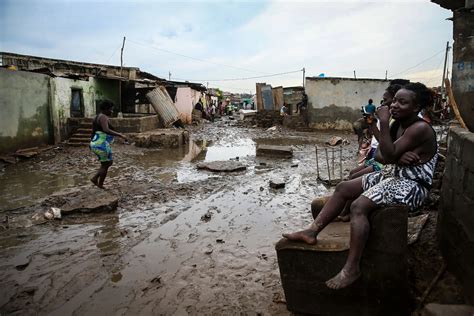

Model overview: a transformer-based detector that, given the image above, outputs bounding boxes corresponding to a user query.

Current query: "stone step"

[70,135,91,141]
[77,128,92,133]
[69,137,90,144]
[67,142,88,147]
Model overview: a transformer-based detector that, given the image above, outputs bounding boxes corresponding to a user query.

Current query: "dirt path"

[0,120,358,315]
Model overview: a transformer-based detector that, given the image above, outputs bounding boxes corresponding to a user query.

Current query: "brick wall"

[438,127,474,303]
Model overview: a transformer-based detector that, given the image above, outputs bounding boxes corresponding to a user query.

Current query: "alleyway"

[0,119,358,315]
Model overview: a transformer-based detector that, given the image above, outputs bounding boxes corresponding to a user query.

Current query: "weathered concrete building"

[430,0,474,305]
[431,0,473,131]
[305,77,388,130]
[0,52,207,152]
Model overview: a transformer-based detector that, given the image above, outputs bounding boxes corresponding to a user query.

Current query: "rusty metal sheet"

[146,86,180,127]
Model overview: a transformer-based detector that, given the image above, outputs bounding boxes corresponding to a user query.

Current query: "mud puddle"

[0,124,358,315]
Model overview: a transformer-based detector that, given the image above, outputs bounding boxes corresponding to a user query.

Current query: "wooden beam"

[444,78,467,129]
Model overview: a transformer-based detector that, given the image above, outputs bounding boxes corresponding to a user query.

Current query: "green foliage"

[215,88,223,101]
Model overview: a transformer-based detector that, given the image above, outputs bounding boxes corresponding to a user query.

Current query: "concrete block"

[448,128,470,159]
[276,206,409,316]
[463,171,474,199]
[461,132,474,172]
[443,156,464,193]
[420,303,473,316]
[256,145,293,158]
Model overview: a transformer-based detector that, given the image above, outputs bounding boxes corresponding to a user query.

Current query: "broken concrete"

[269,178,286,189]
[44,187,118,214]
[131,129,189,148]
[196,161,246,172]
[256,145,293,158]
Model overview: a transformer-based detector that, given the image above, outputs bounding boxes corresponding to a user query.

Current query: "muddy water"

[0,121,358,315]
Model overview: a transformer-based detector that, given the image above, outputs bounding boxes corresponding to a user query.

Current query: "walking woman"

[90,100,127,189]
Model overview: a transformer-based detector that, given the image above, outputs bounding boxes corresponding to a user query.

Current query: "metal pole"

[353,70,357,79]
[315,146,320,178]
[302,67,305,88]
[441,41,450,93]
[119,36,126,113]
[325,147,331,183]
[331,147,335,179]
[385,70,388,80]
[339,146,343,181]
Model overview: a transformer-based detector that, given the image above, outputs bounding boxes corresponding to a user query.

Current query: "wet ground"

[0,118,359,315]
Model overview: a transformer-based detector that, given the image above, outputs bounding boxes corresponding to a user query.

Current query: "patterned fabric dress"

[361,153,437,211]
[361,118,438,211]
[90,114,114,162]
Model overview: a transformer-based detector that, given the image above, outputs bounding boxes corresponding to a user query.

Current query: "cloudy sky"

[1,0,452,93]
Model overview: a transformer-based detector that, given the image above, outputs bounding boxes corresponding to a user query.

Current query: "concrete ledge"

[276,205,409,315]
[256,144,293,158]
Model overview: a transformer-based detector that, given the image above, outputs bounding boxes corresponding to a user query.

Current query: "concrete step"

[77,128,92,133]
[70,135,91,140]
[69,137,91,143]
[67,142,88,147]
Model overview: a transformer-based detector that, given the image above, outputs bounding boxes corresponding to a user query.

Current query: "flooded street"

[0,119,358,315]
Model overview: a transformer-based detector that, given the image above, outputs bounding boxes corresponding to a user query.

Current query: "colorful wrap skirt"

[90,131,114,162]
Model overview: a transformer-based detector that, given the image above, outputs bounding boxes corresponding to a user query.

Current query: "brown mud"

[0,118,464,315]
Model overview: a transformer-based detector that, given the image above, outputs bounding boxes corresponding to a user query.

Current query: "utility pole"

[168,71,171,80]
[441,41,450,93]
[119,36,126,114]
[302,67,305,88]
[385,70,388,80]
[353,70,357,79]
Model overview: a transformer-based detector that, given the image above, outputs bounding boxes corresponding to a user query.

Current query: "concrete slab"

[276,205,409,316]
[256,145,293,158]
[131,129,189,148]
[420,303,473,316]
[197,161,247,172]
[46,187,118,214]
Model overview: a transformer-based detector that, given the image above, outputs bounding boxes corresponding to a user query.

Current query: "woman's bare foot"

[336,214,350,222]
[90,178,105,189]
[325,268,361,289]
[90,177,99,187]
[282,229,318,245]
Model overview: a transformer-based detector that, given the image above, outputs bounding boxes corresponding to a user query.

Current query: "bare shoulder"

[408,120,433,138]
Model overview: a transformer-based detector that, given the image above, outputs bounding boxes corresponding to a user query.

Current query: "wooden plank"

[445,78,467,129]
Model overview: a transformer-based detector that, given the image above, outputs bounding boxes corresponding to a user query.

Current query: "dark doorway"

[71,89,84,117]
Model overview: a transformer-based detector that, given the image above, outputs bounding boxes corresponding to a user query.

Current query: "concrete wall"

[51,77,120,141]
[438,127,474,303]
[0,69,53,153]
[451,10,474,132]
[305,77,389,130]
[174,87,193,124]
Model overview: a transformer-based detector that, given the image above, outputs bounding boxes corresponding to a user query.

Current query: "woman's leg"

[326,195,378,289]
[283,177,364,244]
[350,165,374,180]
[97,160,113,188]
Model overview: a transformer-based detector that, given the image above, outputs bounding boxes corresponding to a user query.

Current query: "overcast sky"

[1,0,452,93]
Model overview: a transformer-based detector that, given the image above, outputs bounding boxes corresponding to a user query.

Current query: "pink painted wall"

[174,87,193,124]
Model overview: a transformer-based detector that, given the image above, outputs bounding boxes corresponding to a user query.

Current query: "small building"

[305,77,389,130]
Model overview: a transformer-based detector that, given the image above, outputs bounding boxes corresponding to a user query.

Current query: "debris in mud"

[272,292,287,304]
[0,155,17,164]
[269,178,286,189]
[201,211,212,222]
[291,163,299,168]
[197,160,246,172]
[325,136,350,146]
[256,144,293,158]
[408,213,430,245]
[44,207,61,220]
[216,239,225,243]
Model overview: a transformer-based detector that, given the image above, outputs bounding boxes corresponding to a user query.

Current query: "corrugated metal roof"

[146,86,180,127]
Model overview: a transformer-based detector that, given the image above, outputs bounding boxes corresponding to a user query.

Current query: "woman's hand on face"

[398,151,420,165]
[376,105,391,123]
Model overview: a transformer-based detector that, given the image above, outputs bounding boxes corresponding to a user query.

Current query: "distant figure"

[90,100,128,189]
[280,103,289,116]
[194,100,203,112]
[296,93,308,113]
[353,99,376,148]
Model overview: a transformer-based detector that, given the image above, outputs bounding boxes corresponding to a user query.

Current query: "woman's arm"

[376,107,430,163]
[99,115,127,139]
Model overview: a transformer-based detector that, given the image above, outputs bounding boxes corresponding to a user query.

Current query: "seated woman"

[283,82,437,289]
